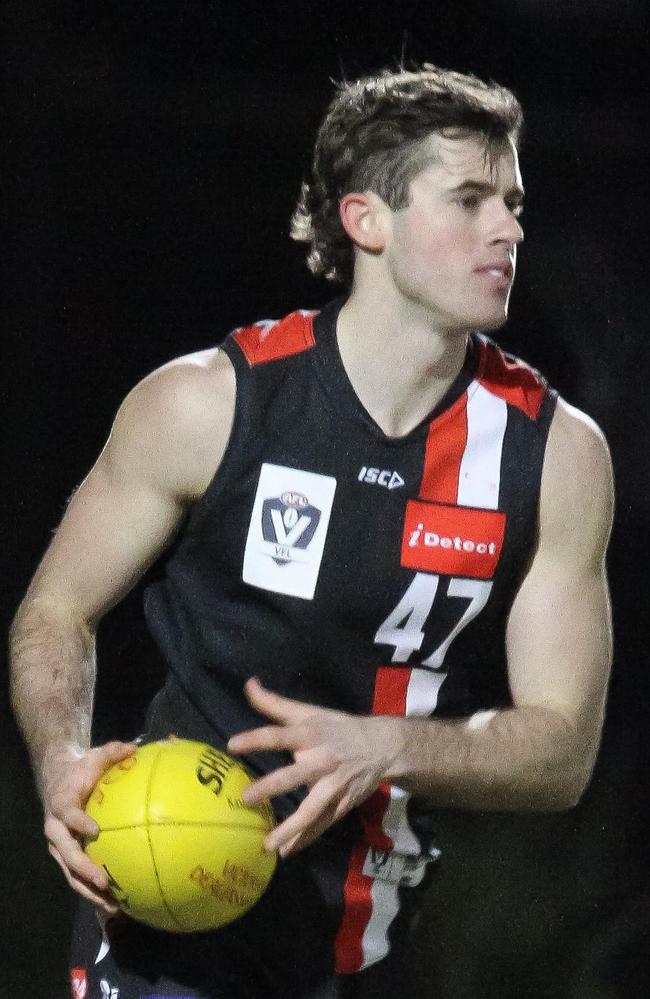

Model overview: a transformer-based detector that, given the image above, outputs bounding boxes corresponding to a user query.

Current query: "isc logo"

[358,466,405,490]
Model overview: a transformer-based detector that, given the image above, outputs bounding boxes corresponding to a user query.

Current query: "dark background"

[3,1,649,996]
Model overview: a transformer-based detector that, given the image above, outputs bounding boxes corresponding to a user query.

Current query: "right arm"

[9,347,235,910]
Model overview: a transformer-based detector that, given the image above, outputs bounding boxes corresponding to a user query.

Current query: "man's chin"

[474,308,509,333]
[445,312,508,335]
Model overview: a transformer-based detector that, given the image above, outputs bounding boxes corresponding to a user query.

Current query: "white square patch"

[361,847,435,887]
[242,463,337,600]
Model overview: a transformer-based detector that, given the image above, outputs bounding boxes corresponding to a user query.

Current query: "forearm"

[9,596,97,796]
[385,704,594,811]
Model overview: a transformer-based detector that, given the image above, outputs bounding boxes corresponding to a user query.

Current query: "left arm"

[230,399,613,854]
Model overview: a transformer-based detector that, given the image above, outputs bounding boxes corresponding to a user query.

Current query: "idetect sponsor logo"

[401,500,506,579]
[70,968,88,999]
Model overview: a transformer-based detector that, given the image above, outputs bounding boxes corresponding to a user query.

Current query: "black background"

[3,1,649,996]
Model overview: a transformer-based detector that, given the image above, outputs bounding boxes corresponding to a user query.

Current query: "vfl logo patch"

[243,463,336,599]
[262,491,321,565]
[401,500,506,580]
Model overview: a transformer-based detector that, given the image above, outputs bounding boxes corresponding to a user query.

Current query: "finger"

[45,815,109,890]
[57,803,100,839]
[275,831,301,856]
[279,812,336,856]
[228,724,303,755]
[49,844,120,914]
[264,778,339,853]
[242,762,311,804]
[48,790,100,837]
[280,786,360,857]
[243,678,316,724]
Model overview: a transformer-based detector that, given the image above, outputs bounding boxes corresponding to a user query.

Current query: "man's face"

[382,133,525,333]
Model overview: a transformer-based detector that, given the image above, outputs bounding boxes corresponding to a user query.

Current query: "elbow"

[539,785,584,813]
[525,759,594,813]
[554,766,593,811]
[519,784,583,814]
[526,710,600,813]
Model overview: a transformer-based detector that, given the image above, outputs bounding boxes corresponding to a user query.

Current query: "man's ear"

[339,192,387,252]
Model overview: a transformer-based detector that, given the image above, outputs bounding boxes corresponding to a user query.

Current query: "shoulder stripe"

[476,336,547,421]
[232,310,317,366]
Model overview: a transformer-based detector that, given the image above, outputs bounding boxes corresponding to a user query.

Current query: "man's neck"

[336,290,470,438]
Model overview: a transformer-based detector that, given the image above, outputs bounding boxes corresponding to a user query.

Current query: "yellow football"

[85,738,276,932]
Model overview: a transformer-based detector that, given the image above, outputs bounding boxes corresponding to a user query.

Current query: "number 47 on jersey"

[374,574,492,669]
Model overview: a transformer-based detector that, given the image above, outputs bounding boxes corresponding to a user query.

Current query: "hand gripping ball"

[84,738,277,933]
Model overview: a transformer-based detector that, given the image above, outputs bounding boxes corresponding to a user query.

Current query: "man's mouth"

[475,261,513,279]
[475,261,513,290]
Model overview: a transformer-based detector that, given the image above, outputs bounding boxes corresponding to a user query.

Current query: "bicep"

[29,450,185,626]
[25,348,236,626]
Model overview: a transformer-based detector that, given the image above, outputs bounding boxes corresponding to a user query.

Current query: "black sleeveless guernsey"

[142,297,557,978]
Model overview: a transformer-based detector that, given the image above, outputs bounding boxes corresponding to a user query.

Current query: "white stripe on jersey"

[405,666,447,717]
[457,383,508,510]
[360,873,402,968]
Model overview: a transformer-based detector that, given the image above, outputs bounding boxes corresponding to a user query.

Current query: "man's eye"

[508,203,524,218]
[457,195,481,211]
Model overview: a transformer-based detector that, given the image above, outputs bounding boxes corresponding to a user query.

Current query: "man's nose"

[490,205,524,246]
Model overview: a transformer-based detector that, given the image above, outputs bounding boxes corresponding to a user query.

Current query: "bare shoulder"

[129,346,235,429]
[540,397,614,563]
[544,397,612,497]
[106,347,236,504]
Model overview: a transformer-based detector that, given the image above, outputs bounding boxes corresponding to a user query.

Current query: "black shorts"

[70,899,421,999]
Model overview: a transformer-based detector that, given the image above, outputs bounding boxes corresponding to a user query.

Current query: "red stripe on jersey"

[419,396,468,503]
[333,845,373,974]
[371,665,411,715]
[232,310,317,366]
[334,667,411,973]
[358,787,394,851]
[477,337,546,421]
[357,666,412,849]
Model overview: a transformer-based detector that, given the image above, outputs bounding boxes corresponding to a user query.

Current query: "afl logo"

[280,491,308,509]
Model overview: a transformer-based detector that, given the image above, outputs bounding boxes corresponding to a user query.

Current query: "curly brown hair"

[291,63,523,286]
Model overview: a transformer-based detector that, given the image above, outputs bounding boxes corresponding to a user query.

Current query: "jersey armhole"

[186,338,248,514]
